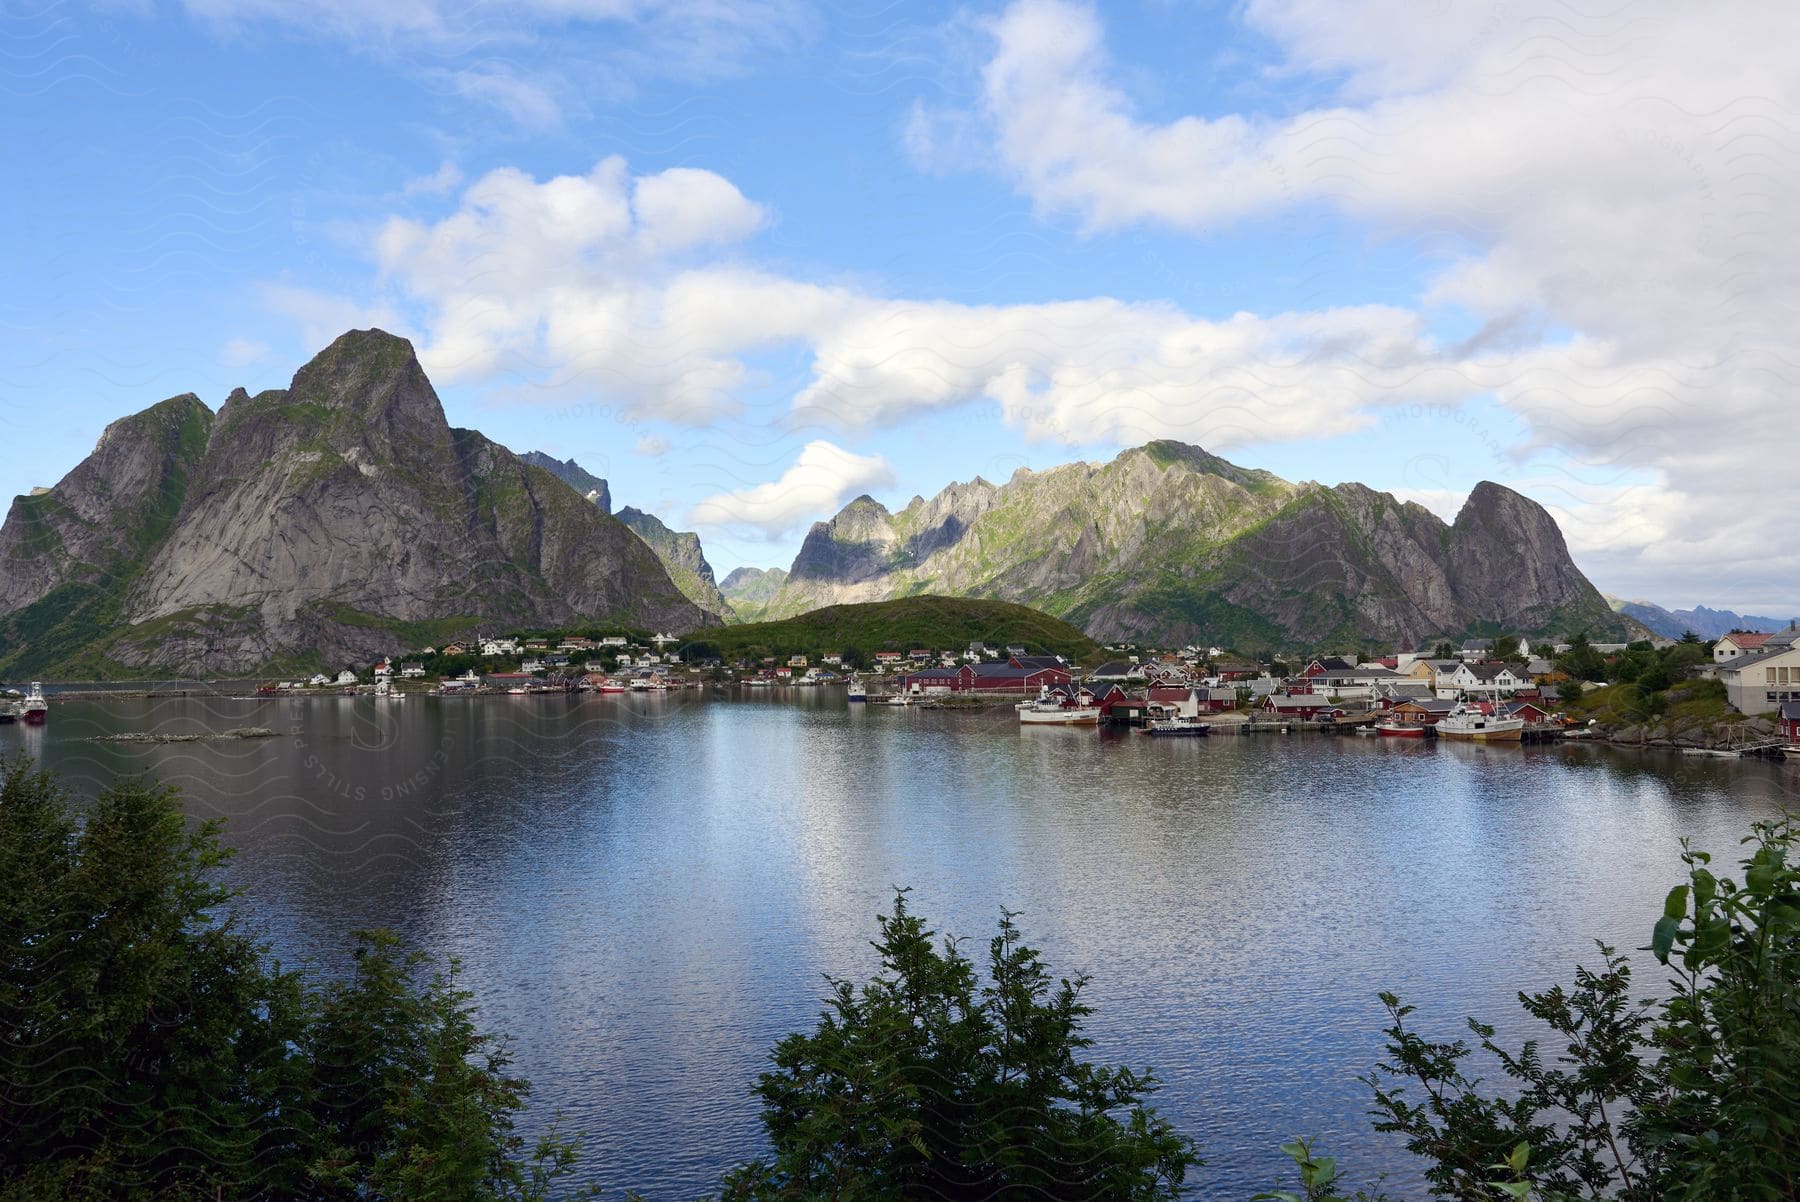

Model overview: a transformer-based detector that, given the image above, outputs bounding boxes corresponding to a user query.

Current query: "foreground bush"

[1264,816,1800,1202]
[0,756,590,1201]
[716,892,1201,1201]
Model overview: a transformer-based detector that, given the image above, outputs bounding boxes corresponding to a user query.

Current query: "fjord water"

[8,691,1796,1199]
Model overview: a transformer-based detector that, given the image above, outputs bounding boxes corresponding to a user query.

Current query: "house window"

[1769,692,1779,702]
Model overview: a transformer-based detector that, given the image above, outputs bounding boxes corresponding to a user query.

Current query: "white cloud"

[219,337,269,368]
[174,0,817,120]
[401,161,463,198]
[687,440,895,537]
[920,0,1800,607]
[343,157,1479,444]
[635,434,670,456]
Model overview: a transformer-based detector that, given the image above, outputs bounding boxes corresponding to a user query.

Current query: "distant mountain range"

[721,441,1627,651]
[1608,598,1797,642]
[0,329,1639,676]
[0,330,711,677]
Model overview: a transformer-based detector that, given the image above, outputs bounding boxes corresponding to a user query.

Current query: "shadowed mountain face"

[614,506,730,617]
[520,452,611,513]
[0,329,712,677]
[757,440,1624,650]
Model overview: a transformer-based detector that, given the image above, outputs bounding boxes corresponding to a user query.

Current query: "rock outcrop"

[520,452,611,513]
[614,506,730,617]
[0,330,712,676]
[756,440,1624,650]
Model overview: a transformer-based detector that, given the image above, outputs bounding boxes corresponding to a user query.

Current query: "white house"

[520,658,544,674]
[1438,661,1529,699]
[1713,631,1774,663]
[334,670,357,686]
[1716,637,1800,713]
[822,653,843,666]
[308,673,332,687]
[652,632,679,648]
[399,663,426,678]
[1458,639,1495,661]
[600,635,629,647]
[372,660,393,678]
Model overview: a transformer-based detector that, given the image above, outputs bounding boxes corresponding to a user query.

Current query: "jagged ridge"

[758,440,1624,650]
[0,330,713,676]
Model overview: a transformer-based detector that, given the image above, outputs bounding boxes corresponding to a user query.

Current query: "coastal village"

[102,618,1794,757]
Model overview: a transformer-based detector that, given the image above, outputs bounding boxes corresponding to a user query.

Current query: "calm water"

[6,689,1798,1199]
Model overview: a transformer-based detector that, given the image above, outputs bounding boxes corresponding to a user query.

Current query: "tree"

[1265,817,1800,1201]
[0,757,592,1202]
[718,893,1201,1201]
[1433,642,1456,659]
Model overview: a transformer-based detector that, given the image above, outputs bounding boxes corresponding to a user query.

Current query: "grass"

[687,596,1100,664]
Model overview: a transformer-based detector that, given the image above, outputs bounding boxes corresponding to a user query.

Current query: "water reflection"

[5,691,1796,1199]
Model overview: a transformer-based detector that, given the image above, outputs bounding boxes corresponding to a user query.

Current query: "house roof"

[1011,655,1064,671]
[1462,638,1494,650]
[1089,661,1139,677]
[1395,698,1459,713]
[1458,662,1520,681]
[1718,643,1800,675]
[1721,631,1774,650]
[1779,701,1800,721]
[1264,693,1335,710]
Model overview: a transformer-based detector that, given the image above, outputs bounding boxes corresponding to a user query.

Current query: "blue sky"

[6,1,1795,613]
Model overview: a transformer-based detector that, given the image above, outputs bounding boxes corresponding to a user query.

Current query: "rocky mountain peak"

[520,452,611,513]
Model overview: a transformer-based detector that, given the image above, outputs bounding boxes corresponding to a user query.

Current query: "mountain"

[0,330,712,677]
[757,440,1625,650]
[720,566,787,622]
[519,452,610,513]
[614,506,730,617]
[1609,598,1797,641]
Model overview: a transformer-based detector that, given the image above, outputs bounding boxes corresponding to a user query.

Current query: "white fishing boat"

[22,682,48,725]
[846,675,867,702]
[1017,686,1099,725]
[1435,703,1523,742]
[1146,715,1209,737]
[1373,719,1428,738]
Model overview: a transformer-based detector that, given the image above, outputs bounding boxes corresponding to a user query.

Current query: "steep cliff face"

[0,396,214,672]
[757,440,1624,649]
[520,452,611,513]
[0,330,713,676]
[614,506,730,617]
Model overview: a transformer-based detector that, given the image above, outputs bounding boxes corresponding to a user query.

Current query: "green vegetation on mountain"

[756,443,1626,653]
[614,505,731,617]
[0,331,709,678]
[682,595,1099,665]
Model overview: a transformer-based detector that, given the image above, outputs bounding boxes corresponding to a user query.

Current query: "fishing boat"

[1017,686,1099,725]
[1374,719,1428,737]
[1146,715,1209,737]
[598,679,629,694]
[1434,703,1523,742]
[846,675,867,702]
[22,682,48,725]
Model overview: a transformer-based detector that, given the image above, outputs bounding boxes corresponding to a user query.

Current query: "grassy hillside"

[683,596,1100,664]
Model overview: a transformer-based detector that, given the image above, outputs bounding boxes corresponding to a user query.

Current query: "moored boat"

[1434,704,1523,742]
[846,675,867,702]
[0,690,19,724]
[1017,686,1099,725]
[1374,720,1427,737]
[22,682,48,725]
[1146,716,1209,736]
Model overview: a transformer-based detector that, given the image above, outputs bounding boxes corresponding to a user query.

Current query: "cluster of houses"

[1708,628,1800,714]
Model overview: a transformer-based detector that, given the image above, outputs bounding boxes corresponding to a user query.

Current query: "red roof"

[1726,631,1773,649]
